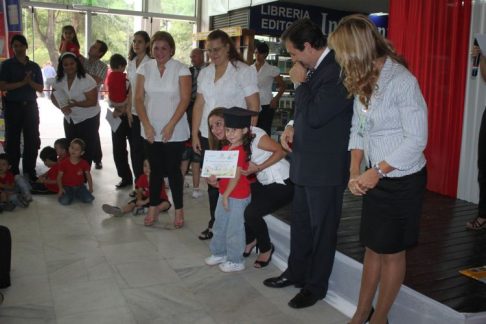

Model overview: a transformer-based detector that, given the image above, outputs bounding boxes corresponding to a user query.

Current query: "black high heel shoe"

[348,307,374,324]
[243,242,259,257]
[254,243,275,268]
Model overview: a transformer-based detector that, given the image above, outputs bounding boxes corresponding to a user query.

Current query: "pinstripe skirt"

[360,166,427,254]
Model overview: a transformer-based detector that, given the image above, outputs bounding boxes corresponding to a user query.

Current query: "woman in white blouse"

[191,29,260,240]
[51,52,100,166]
[135,31,192,227]
[253,42,286,135]
[126,31,151,188]
[328,15,428,324]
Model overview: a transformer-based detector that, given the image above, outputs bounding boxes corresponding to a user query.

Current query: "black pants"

[93,113,102,164]
[4,100,41,176]
[130,115,145,182]
[30,182,57,195]
[144,140,184,209]
[0,225,11,289]
[479,109,486,218]
[283,184,345,298]
[112,114,133,182]
[64,113,100,167]
[201,137,219,229]
[244,178,294,253]
[256,104,275,136]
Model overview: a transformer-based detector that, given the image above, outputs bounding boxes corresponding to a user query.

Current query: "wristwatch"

[373,164,386,178]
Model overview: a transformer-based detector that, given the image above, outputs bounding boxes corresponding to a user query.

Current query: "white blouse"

[52,74,100,124]
[251,126,290,185]
[127,54,151,115]
[137,58,191,142]
[197,60,259,138]
[252,62,280,107]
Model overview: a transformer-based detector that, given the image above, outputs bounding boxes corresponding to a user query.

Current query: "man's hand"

[281,125,294,152]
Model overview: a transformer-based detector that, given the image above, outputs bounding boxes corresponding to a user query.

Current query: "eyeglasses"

[207,47,222,54]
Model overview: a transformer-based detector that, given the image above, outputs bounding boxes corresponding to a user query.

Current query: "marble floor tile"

[0,301,56,324]
[11,231,45,256]
[51,277,127,317]
[0,275,52,307]
[56,306,136,324]
[145,310,216,324]
[47,256,114,286]
[43,236,104,262]
[11,252,48,278]
[100,241,162,265]
[114,259,180,288]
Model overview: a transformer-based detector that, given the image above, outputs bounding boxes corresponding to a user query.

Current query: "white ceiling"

[280,0,389,14]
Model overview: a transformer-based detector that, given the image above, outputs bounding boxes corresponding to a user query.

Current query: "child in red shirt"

[57,139,94,205]
[54,138,70,163]
[106,54,130,114]
[31,146,59,195]
[204,107,258,273]
[0,153,31,211]
[59,25,81,58]
[102,159,171,217]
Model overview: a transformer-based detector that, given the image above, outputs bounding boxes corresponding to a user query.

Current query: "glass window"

[34,0,143,12]
[151,18,195,65]
[148,0,196,16]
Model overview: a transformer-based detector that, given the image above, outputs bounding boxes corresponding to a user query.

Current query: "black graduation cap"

[221,107,259,129]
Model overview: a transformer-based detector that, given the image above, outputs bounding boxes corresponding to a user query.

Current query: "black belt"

[5,100,36,105]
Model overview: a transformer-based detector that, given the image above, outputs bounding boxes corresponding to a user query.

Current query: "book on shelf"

[459,265,486,283]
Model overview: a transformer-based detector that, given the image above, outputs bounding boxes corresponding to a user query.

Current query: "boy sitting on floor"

[31,146,59,195]
[0,154,32,211]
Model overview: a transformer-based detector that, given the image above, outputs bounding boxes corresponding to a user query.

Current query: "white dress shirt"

[197,60,259,138]
[127,54,151,115]
[252,61,280,107]
[52,74,100,124]
[137,58,191,142]
[348,57,428,177]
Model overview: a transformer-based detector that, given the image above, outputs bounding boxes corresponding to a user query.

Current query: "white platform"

[265,215,486,324]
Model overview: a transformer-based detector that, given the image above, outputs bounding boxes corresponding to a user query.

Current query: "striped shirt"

[348,58,428,177]
[83,58,108,85]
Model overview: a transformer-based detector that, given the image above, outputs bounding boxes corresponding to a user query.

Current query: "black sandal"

[254,244,275,268]
[198,228,213,240]
[467,217,486,230]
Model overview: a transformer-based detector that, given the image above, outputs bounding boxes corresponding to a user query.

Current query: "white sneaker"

[102,204,123,217]
[204,255,227,266]
[219,261,245,272]
[192,189,204,199]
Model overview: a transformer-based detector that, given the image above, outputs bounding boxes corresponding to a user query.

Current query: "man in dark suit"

[263,19,354,309]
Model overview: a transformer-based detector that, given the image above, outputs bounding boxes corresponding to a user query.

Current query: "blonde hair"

[328,14,407,108]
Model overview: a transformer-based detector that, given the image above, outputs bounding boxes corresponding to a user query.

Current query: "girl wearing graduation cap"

[204,107,258,272]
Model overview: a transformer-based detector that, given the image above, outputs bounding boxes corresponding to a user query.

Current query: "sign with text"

[249,2,388,37]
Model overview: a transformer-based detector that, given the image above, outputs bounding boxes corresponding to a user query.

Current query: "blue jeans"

[210,194,251,263]
[6,175,32,206]
[58,185,95,205]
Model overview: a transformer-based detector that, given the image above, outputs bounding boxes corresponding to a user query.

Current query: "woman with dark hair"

[192,29,260,240]
[328,14,427,323]
[135,31,191,228]
[0,34,43,181]
[253,42,287,135]
[51,52,100,166]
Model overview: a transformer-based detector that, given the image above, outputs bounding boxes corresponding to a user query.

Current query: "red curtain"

[389,0,472,197]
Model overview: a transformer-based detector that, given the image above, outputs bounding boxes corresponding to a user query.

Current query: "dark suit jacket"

[290,50,354,187]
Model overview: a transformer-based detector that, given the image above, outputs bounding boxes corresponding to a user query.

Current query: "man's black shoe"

[263,275,302,288]
[288,289,321,309]
[95,162,103,170]
[116,180,132,189]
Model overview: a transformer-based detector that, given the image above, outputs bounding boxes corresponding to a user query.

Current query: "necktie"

[306,68,316,83]
[191,67,200,101]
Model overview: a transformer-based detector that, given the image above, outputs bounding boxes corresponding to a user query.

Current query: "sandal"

[144,215,158,226]
[198,228,213,240]
[173,211,184,228]
[467,217,486,230]
[254,243,275,269]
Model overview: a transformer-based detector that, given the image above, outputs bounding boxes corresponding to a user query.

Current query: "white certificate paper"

[53,89,70,108]
[202,150,239,178]
[105,108,122,133]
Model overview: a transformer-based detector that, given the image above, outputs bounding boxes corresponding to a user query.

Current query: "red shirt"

[0,171,15,192]
[45,163,60,193]
[106,72,129,103]
[136,174,169,200]
[59,41,80,57]
[218,145,250,199]
[58,154,70,163]
[59,158,90,187]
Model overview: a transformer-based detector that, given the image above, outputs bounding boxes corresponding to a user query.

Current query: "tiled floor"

[0,98,350,324]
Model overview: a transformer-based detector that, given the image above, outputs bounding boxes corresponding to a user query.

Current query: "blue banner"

[249,2,388,38]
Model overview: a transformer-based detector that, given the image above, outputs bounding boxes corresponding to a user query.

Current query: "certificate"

[52,89,70,108]
[105,108,122,133]
[202,150,239,178]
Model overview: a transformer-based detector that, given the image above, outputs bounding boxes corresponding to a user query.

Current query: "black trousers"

[283,184,345,298]
[112,114,133,182]
[4,100,41,176]
[244,178,294,253]
[479,109,486,218]
[130,115,145,182]
[93,113,102,164]
[256,104,275,136]
[64,113,100,167]
[201,137,219,229]
[144,140,184,209]
[0,225,11,289]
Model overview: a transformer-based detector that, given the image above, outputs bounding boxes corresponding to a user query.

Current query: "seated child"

[31,146,59,195]
[0,154,32,211]
[106,54,130,113]
[57,139,94,205]
[102,159,171,217]
[54,138,70,162]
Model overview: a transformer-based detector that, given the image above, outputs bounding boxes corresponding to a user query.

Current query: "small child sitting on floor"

[0,154,32,211]
[102,159,171,217]
[54,138,70,162]
[57,139,94,205]
[31,146,59,195]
